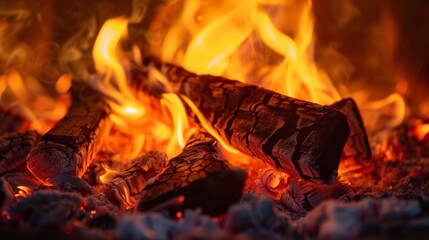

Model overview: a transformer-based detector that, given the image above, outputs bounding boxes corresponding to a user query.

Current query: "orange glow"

[55,74,72,94]
[90,16,198,161]
[161,93,197,157]
[155,0,406,134]
[122,186,136,208]
[411,119,429,141]
[15,185,33,199]
[0,70,70,133]
[99,163,120,184]
[91,16,145,122]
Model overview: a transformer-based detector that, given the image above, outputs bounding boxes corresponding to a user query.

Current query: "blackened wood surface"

[132,57,350,183]
[0,131,40,176]
[26,84,109,182]
[331,98,371,163]
[138,132,246,216]
[280,179,352,214]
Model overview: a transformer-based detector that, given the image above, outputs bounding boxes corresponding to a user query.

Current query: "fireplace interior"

[0,0,429,239]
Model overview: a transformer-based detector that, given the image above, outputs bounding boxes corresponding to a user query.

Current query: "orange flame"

[91,16,196,166]
[15,185,33,199]
[156,0,406,134]
[0,70,70,133]
[91,17,145,122]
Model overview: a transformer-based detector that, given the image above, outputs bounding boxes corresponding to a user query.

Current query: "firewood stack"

[0,55,371,220]
[131,56,352,184]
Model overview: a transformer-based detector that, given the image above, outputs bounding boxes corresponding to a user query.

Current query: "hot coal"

[298,197,427,239]
[6,190,82,228]
[47,174,94,196]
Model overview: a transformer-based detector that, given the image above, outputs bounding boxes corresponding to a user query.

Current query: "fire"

[91,16,196,164]
[15,185,33,199]
[411,119,429,142]
[0,70,70,133]
[161,93,196,157]
[91,16,145,122]
[155,0,406,133]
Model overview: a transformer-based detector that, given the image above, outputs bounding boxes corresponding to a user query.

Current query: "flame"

[155,0,406,135]
[122,186,136,208]
[99,162,120,184]
[0,70,70,133]
[411,119,429,142]
[91,16,145,122]
[92,17,195,162]
[161,93,196,157]
[15,185,33,199]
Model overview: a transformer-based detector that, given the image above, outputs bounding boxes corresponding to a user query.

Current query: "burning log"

[330,98,371,163]
[138,132,246,216]
[0,107,30,135]
[107,151,167,210]
[0,131,41,176]
[279,179,352,215]
[26,84,109,182]
[132,57,350,183]
[253,167,352,215]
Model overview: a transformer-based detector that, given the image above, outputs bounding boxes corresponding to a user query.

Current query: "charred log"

[330,98,371,163]
[138,132,246,216]
[253,167,352,215]
[107,151,167,210]
[26,84,109,182]
[0,131,40,176]
[280,179,352,215]
[132,57,350,183]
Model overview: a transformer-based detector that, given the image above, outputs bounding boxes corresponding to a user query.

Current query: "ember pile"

[1,0,429,239]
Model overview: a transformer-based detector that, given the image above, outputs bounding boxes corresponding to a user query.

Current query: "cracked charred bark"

[138,132,246,216]
[132,57,350,183]
[26,84,109,182]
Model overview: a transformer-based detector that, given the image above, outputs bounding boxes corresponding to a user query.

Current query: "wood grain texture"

[26,84,109,182]
[138,132,246,216]
[107,151,167,210]
[132,57,350,183]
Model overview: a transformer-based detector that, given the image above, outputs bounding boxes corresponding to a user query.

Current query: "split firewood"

[131,57,350,183]
[0,107,30,135]
[0,131,40,176]
[280,178,352,214]
[253,167,352,215]
[107,151,167,210]
[330,98,371,163]
[138,132,247,216]
[26,84,109,182]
